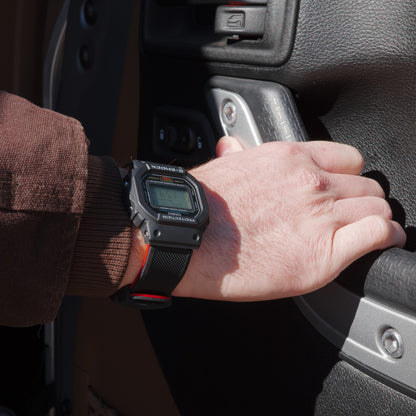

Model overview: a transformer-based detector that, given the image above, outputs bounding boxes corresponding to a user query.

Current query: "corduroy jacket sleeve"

[0,92,131,327]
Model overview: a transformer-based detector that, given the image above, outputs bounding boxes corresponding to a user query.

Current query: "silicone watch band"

[130,245,192,297]
[112,245,193,309]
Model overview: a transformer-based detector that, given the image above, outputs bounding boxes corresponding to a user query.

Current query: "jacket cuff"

[67,155,132,297]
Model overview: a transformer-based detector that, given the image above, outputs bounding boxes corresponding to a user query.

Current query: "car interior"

[2,0,416,415]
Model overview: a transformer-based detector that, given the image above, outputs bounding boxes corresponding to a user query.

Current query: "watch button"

[132,211,145,228]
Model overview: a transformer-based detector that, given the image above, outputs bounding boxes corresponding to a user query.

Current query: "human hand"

[172,137,406,301]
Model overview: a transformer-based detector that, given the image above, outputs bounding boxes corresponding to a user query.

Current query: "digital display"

[148,182,193,211]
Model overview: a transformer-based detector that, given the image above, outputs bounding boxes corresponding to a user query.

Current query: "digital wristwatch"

[112,160,209,309]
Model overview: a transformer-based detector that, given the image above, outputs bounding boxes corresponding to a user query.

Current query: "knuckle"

[276,142,302,158]
[297,168,331,192]
[307,196,335,217]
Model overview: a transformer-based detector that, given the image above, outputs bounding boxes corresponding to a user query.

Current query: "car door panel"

[44,0,416,414]
[136,1,416,414]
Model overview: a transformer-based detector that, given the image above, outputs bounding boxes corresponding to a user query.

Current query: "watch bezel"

[125,160,209,248]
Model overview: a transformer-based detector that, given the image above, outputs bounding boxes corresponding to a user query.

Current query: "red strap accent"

[129,244,150,288]
[130,293,170,300]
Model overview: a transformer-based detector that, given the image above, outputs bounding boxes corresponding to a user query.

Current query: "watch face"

[144,174,198,215]
[148,181,194,211]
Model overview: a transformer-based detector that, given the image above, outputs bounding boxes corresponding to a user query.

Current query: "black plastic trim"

[57,0,135,155]
[142,0,300,66]
[364,248,416,316]
[340,352,416,402]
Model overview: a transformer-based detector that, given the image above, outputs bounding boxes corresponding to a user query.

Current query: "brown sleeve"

[67,155,132,298]
[0,92,131,327]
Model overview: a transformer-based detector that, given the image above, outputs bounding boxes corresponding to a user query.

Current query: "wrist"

[172,165,238,299]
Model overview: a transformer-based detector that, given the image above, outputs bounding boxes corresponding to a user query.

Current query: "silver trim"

[295,284,416,391]
[207,88,263,149]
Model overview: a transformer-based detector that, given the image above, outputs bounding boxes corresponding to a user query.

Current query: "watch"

[112,160,209,309]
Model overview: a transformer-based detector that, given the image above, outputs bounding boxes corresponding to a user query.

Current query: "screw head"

[381,328,404,359]
[222,101,237,126]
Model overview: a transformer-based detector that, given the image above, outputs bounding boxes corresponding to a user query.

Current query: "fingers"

[216,136,244,157]
[218,139,364,176]
[303,141,364,175]
[329,173,385,199]
[332,216,406,276]
[333,197,392,225]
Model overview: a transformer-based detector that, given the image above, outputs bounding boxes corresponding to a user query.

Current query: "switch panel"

[153,107,216,165]
[165,125,196,154]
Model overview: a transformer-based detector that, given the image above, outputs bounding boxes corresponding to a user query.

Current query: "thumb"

[216,136,244,157]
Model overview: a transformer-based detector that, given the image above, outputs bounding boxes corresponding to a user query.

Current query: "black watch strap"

[112,245,192,309]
